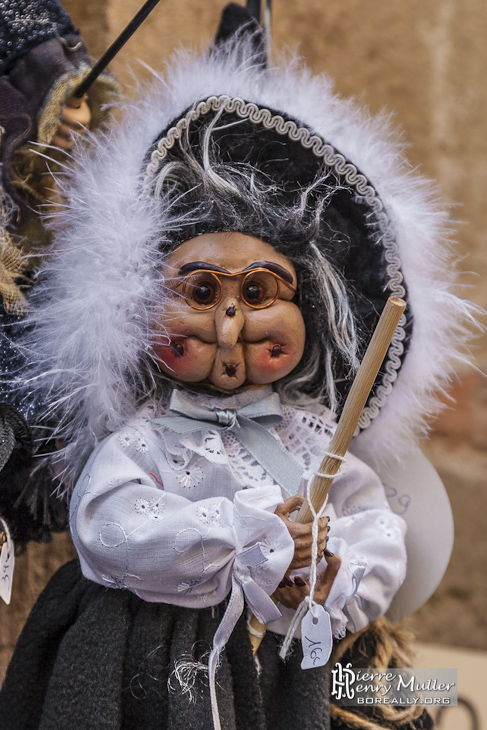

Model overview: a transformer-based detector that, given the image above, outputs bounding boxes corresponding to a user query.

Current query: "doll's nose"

[215,297,245,348]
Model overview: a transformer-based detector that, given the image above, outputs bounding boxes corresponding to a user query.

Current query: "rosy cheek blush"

[154,337,215,382]
[154,339,192,376]
[154,346,177,374]
[246,341,300,384]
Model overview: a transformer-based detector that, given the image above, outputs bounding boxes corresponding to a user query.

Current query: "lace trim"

[144,96,405,434]
[218,405,337,488]
[276,406,336,471]
[220,430,272,488]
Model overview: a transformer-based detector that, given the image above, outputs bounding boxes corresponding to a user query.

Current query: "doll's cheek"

[245,340,304,384]
[243,304,305,384]
[154,338,216,381]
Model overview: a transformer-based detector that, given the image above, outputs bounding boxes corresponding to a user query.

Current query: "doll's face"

[154,232,306,391]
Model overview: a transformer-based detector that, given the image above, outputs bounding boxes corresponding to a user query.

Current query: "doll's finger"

[66,93,86,109]
[290,553,329,572]
[289,552,320,570]
[51,116,90,150]
[288,538,313,566]
[289,517,328,558]
[63,98,91,128]
[60,117,90,135]
[313,552,341,605]
[324,552,341,581]
[274,583,308,610]
[283,514,329,545]
[50,132,75,150]
[294,514,328,540]
[317,517,329,549]
[274,495,305,521]
[51,123,84,149]
[62,120,90,135]
[53,123,75,140]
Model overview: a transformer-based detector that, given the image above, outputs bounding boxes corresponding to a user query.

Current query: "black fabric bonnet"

[143,95,412,424]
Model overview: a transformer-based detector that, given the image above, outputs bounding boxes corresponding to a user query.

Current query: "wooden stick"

[297,296,406,522]
[248,296,406,654]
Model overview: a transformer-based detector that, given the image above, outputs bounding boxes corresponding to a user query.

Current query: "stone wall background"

[1,0,486,678]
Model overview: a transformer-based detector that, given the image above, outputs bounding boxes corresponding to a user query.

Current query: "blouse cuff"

[231,486,294,623]
[323,536,367,638]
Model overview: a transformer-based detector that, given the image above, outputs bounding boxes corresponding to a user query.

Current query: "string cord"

[279,452,345,660]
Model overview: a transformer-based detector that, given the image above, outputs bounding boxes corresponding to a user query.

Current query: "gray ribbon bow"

[152,389,303,494]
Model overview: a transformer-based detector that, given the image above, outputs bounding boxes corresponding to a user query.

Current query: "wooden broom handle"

[248,296,406,653]
[297,296,406,522]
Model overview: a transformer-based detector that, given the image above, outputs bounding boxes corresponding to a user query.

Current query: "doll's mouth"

[224,363,238,378]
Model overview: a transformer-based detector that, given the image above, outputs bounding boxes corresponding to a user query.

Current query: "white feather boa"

[23,39,476,490]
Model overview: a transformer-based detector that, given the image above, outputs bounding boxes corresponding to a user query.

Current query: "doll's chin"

[208,373,246,390]
[158,363,285,392]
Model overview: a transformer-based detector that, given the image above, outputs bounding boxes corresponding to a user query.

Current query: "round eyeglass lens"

[183,271,222,309]
[241,270,279,308]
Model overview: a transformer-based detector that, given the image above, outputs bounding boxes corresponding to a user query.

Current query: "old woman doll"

[0,5,470,730]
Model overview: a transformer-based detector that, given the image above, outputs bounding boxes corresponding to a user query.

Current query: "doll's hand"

[273,550,341,610]
[274,495,328,570]
[50,95,91,150]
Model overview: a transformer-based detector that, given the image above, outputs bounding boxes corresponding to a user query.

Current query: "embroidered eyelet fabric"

[70,388,407,637]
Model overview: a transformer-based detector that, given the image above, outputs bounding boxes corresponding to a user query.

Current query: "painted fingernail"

[283,576,294,587]
[324,548,335,557]
[294,576,306,587]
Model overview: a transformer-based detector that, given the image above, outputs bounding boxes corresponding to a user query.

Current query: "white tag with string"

[0,524,15,605]
[300,604,333,669]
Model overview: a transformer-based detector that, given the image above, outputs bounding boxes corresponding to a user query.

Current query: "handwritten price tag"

[301,604,332,670]
[0,530,15,605]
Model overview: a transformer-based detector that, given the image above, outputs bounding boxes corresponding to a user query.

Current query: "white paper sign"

[301,604,333,670]
[0,531,15,605]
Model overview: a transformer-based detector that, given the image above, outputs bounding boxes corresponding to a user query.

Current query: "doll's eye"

[194,282,216,304]
[244,282,265,304]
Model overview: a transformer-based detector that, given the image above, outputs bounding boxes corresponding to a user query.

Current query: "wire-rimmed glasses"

[174,268,296,310]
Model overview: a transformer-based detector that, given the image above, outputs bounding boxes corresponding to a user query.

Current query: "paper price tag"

[301,604,332,670]
[0,531,15,605]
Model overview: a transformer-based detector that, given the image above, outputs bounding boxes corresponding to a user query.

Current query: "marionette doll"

[0,0,119,544]
[0,4,473,730]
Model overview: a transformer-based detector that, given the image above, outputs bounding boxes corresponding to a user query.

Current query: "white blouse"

[70,386,407,638]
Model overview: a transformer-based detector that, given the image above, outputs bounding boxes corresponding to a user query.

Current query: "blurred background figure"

[0,0,118,546]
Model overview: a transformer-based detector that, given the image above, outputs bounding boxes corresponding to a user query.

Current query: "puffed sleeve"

[321,452,407,637]
[69,424,294,621]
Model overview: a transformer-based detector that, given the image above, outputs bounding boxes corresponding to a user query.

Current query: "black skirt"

[0,559,331,730]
